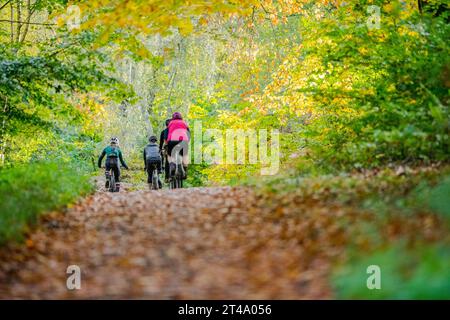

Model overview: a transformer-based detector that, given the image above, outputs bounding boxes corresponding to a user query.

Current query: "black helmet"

[165,118,171,126]
[149,135,157,143]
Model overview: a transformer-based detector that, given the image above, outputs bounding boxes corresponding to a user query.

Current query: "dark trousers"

[163,154,170,179]
[146,160,161,183]
[106,157,120,182]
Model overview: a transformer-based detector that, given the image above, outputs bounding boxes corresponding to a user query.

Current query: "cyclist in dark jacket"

[159,119,171,182]
[159,119,171,151]
[98,137,129,190]
[144,135,162,188]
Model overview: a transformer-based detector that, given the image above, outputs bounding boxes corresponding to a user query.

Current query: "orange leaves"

[25,239,34,248]
[77,0,257,37]
[1,165,448,298]
[73,0,315,42]
[0,185,337,299]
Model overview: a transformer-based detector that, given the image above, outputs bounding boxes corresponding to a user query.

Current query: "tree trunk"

[9,1,14,43]
[15,0,22,43]
[19,0,32,43]
[0,97,8,166]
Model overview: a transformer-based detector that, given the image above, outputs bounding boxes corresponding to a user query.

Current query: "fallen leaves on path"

[0,186,356,299]
[1,166,447,299]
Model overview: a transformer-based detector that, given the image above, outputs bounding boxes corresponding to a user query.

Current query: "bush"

[185,164,209,187]
[393,173,450,222]
[332,242,450,299]
[0,162,94,244]
[426,176,450,219]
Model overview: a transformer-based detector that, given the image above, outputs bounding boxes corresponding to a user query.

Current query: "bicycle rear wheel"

[152,168,159,190]
[109,171,115,192]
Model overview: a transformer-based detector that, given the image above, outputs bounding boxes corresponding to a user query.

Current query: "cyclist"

[159,119,171,183]
[167,112,190,179]
[98,137,129,191]
[144,135,162,189]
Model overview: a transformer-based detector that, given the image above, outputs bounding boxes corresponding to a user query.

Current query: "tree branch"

[0,19,55,26]
[0,0,12,12]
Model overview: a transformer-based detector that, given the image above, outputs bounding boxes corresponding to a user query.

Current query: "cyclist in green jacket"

[98,137,129,190]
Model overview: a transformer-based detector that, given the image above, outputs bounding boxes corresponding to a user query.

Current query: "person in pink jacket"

[167,112,190,179]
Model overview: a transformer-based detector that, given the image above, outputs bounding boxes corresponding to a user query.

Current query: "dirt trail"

[0,186,335,299]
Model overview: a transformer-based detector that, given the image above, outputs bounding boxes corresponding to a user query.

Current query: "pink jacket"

[167,119,189,142]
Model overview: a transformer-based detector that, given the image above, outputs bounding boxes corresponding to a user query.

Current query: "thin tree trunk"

[10,1,14,43]
[0,97,8,166]
[19,0,32,43]
[167,68,177,114]
[15,0,22,43]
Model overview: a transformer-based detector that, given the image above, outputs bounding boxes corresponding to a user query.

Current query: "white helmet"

[110,137,119,145]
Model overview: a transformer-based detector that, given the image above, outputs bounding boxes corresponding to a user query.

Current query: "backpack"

[106,146,120,158]
[145,144,161,162]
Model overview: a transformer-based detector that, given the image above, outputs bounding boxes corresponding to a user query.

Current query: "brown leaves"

[25,239,34,249]
[0,185,341,299]
[0,162,448,299]
[6,169,445,299]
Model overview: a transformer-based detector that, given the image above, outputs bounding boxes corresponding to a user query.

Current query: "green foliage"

[0,162,94,244]
[299,4,449,168]
[0,0,448,299]
[412,175,450,220]
[254,164,450,299]
[185,164,209,188]
[0,27,134,165]
[332,242,450,299]
[428,177,450,218]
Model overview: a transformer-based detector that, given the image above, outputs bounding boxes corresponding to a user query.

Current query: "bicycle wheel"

[152,169,159,190]
[178,175,183,189]
[109,171,115,192]
[169,170,175,189]
[173,173,181,189]
[171,162,178,189]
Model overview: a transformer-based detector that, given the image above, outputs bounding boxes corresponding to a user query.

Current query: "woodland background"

[0,0,449,298]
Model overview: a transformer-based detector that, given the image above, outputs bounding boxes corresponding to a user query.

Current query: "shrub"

[0,162,93,244]
[332,242,450,299]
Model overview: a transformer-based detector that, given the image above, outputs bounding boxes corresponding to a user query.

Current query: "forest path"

[0,186,335,299]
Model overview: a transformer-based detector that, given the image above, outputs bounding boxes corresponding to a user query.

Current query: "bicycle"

[169,151,184,189]
[149,164,161,190]
[161,145,170,183]
[105,167,119,192]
